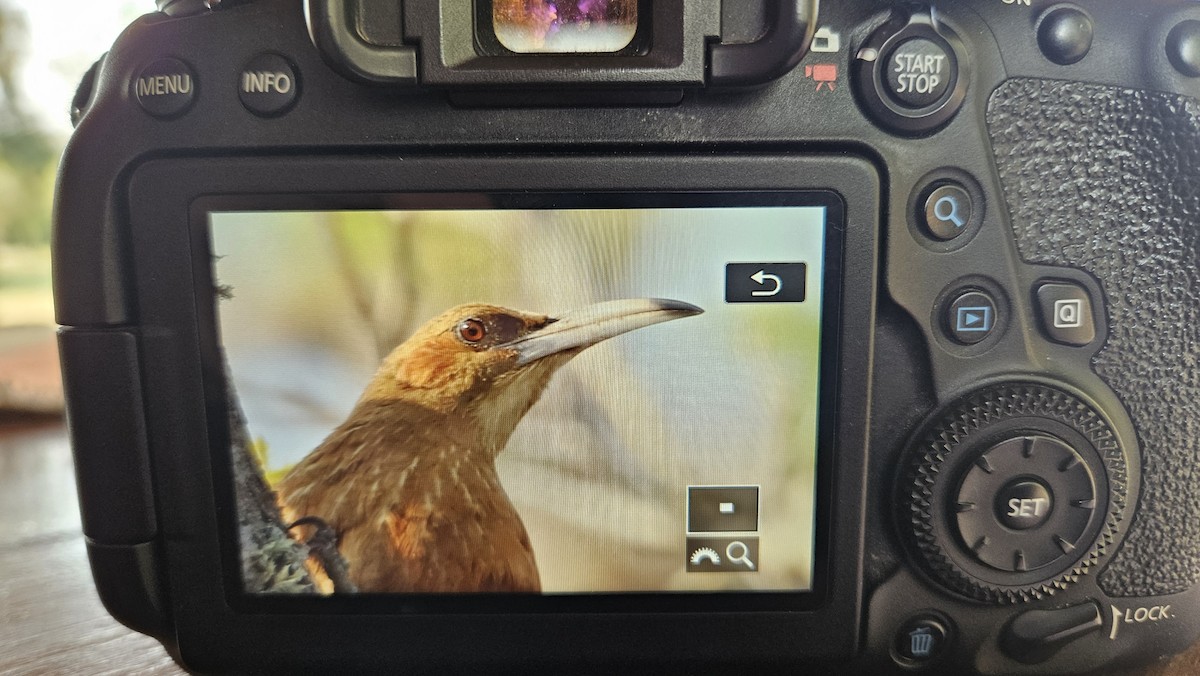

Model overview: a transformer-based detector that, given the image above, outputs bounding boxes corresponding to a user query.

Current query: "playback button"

[946,289,998,345]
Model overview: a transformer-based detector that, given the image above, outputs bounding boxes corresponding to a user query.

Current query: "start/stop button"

[884,38,953,109]
[854,10,967,135]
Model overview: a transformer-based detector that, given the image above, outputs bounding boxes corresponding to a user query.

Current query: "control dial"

[903,383,1128,603]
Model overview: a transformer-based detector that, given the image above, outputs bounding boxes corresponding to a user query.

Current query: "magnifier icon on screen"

[726,541,756,570]
[934,195,965,228]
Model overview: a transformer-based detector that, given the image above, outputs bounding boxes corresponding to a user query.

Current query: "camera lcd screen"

[208,194,839,602]
[490,0,638,53]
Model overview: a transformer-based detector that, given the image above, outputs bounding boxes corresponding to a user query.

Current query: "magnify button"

[922,184,974,241]
[934,196,964,227]
[726,541,757,570]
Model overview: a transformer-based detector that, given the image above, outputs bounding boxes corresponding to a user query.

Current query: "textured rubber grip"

[986,78,1200,597]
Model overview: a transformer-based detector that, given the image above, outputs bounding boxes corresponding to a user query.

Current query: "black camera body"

[53,0,1200,672]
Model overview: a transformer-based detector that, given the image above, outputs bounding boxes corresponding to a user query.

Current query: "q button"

[922,183,974,241]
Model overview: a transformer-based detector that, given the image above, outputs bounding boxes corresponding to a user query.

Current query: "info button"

[239,53,300,117]
[725,263,806,303]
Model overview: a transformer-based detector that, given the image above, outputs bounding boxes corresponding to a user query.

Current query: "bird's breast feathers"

[331,494,540,593]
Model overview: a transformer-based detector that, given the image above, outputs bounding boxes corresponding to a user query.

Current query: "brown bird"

[275,298,702,594]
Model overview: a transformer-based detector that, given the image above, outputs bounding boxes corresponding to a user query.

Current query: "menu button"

[134,58,196,118]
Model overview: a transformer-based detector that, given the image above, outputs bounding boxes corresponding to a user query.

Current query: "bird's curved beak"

[503,298,703,365]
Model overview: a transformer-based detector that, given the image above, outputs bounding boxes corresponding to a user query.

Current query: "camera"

[53,0,1200,672]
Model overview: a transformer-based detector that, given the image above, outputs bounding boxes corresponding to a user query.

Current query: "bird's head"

[360,298,703,453]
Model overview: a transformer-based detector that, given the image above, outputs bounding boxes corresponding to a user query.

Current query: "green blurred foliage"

[0,0,57,246]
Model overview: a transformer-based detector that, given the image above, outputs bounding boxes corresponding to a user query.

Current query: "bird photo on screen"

[275,298,702,594]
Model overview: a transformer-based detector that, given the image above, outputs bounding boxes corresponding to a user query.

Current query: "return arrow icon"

[725,263,806,303]
[750,270,783,297]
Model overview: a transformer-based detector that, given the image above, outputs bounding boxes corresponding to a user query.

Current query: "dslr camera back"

[53,0,1200,672]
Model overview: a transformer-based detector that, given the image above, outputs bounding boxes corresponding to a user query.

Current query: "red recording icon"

[804,64,838,91]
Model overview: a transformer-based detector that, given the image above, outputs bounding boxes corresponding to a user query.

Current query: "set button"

[954,435,1097,573]
[994,479,1053,531]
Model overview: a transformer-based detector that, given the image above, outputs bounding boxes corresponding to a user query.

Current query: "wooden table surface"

[0,416,1196,675]
[0,417,182,675]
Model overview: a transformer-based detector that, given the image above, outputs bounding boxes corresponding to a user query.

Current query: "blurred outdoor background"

[0,3,190,673]
[213,206,828,594]
[0,0,142,415]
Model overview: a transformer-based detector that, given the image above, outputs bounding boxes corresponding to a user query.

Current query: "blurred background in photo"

[0,0,142,416]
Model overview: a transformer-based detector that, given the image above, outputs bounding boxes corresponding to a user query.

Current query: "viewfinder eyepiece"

[306,0,817,90]
[490,0,639,54]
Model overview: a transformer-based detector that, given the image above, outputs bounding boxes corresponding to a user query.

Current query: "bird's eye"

[456,318,487,343]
